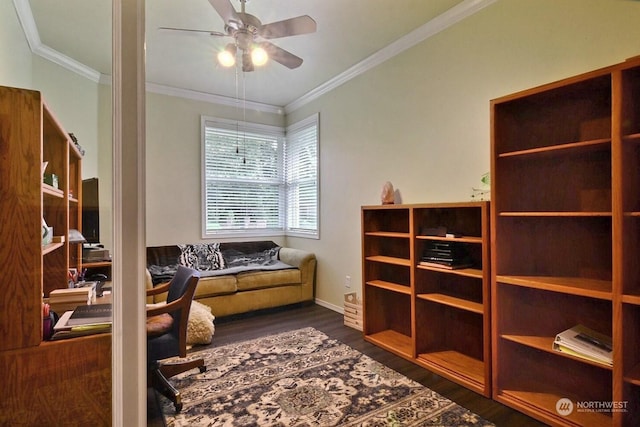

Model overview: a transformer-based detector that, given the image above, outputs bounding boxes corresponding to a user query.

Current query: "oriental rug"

[161,327,494,426]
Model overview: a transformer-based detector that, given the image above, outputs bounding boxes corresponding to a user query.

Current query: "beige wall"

[286,0,640,309]
[0,0,32,89]
[32,56,101,180]
[97,83,114,251]
[145,91,285,246]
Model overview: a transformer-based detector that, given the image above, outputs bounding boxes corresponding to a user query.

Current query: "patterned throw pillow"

[178,243,226,271]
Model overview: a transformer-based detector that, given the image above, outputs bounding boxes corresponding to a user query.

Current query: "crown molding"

[145,82,284,114]
[284,0,496,113]
[96,76,284,114]
[12,0,39,51]
[13,0,101,82]
[33,43,102,83]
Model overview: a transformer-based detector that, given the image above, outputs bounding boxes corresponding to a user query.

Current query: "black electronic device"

[82,177,100,244]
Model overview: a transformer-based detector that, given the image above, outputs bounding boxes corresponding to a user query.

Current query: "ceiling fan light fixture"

[251,46,268,66]
[164,0,316,71]
[242,50,255,72]
[217,43,237,67]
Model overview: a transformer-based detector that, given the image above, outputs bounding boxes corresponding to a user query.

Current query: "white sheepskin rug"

[186,300,215,347]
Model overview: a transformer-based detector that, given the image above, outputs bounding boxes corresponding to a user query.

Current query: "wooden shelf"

[417,293,483,314]
[625,363,640,386]
[42,242,64,255]
[417,265,483,279]
[83,260,112,268]
[499,211,612,217]
[365,255,411,266]
[365,329,412,359]
[365,231,410,238]
[501,334,612,371]
[622,294,640,305]
[416,350,485,391]
[366,280,411,295]
[498,138,610,158]
[623,132,640,142]
[496,275,612,300]
[416,235,483,244]
[497,388,613,427]
[42,183,64,198]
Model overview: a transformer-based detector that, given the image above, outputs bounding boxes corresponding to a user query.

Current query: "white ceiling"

[24,0,490,110]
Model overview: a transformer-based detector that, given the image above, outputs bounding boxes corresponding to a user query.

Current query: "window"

[202,117,285,237]
[286,114,319,237]
[202,114,319,238]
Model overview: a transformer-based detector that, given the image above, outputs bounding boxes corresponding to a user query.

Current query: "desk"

[0,292,113,425]
[0,326,111,425]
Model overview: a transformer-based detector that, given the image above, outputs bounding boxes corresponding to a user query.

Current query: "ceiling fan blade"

[158,27,227,37]
[208,0,240,25]
[258,41,303,69]
[258,15,317,39]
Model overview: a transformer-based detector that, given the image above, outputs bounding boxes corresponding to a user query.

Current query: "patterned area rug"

[161,327,494,426]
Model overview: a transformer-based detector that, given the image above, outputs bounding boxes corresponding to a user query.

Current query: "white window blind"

[286,114,319,237]
[202,118,284,237]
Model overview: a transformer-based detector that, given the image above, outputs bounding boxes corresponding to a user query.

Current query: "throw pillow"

[178,243,226,271]
[186,300,216,346]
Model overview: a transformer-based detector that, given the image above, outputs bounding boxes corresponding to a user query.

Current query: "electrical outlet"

[345,275,351,288]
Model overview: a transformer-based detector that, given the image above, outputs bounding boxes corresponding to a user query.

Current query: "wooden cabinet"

[362,202,491,397]
[0,86,110,424]
[491,57,640,426]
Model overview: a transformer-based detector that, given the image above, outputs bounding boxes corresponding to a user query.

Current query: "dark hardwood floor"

[148,303,548,426]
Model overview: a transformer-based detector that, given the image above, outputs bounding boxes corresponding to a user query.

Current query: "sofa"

[145,241,316,318]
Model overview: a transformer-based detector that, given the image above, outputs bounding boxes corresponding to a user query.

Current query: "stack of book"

[420,241,473,270]
[552,324,613,366]
[51,303,112,340]
[48,285,96,314]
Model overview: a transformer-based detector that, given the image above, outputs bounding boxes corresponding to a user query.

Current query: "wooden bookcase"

[362,205,413,359]
[0,86,110,424]
[362,202,491,397]
[491,56,640,426]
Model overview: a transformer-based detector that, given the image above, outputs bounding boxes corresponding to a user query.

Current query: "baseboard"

[314,298,343,314]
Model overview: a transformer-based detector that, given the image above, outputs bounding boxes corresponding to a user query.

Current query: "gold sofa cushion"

[236,269,301,291]
[194,275,238,298]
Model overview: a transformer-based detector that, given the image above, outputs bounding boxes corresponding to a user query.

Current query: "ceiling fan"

[159,0,317,71]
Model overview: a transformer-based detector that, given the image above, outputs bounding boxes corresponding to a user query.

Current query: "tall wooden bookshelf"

[0,86,111,425]
[362,202,491,397]
[491,56,640,426]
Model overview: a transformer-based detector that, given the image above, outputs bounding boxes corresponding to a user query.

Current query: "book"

[421,255,458,263]
[419,261,473,270]
[67,303,112,326]
[553,324,612,366]
[54,309,112,332]
[50,324,112,340]
[50,287,93,296]
[49,284,97,306]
